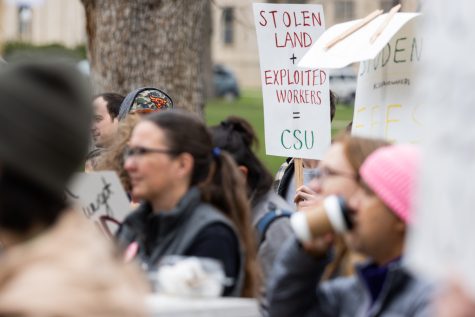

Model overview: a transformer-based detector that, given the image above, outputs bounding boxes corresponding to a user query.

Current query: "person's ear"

[175,152,194,179]
[238,165,248,177]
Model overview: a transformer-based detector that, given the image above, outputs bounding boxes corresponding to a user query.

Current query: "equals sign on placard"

[293,111,300,119]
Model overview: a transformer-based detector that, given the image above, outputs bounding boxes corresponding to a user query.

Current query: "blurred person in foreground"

[268,144,434,317]
[436,280,475,317]
[0,62,148,316]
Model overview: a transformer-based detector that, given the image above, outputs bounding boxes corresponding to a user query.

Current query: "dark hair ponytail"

[144,110,259,297]
[211,116,273,206]
[200,150,259,297]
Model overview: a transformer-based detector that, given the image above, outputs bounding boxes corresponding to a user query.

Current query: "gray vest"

[117,187,245,296]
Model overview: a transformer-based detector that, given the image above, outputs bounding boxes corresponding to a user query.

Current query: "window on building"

[222,7,234,45]
[269,0,307,3]
[18,5,33,41]
[334,0,355,22]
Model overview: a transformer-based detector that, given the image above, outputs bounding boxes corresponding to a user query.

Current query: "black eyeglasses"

[310,166,358,181]
[123,146,176,160]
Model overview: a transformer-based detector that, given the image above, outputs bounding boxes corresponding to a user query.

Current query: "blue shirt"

[360,257,401,305]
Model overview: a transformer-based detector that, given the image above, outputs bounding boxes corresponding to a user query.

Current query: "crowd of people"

[0,59,472,317]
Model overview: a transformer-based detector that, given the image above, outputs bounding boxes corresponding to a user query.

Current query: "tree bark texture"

[81,0,211,115]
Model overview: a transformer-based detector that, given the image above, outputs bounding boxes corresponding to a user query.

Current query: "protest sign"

[406,0,475,298]
[352,17,424,143]
[253,3,330,159]
[299,13,419,69]
[66,171,131,236]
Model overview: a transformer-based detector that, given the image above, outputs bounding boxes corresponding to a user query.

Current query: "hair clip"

[212,147,221,158]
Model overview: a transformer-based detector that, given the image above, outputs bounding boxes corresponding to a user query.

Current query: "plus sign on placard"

[290,53,297,64]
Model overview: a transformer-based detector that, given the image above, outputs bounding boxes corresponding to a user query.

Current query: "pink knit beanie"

[359,144,421,223]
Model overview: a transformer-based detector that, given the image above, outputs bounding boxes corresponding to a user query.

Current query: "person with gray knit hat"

[0,62,149,316]
[0,62,91,197]
[117,87,173,121]
[0,61,92,236]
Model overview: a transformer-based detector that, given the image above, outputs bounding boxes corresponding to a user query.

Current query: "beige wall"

[212,0,263,88]
[0,0,85,47]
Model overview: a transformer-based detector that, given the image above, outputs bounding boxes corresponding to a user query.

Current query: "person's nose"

[92,120,101,132]
[124,156,136,172]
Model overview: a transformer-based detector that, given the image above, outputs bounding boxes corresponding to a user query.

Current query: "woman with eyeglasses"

[295,134,389,210]
[116,110,258,297]
[294,134,389,279]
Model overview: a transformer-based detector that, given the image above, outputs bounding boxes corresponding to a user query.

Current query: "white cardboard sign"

[299,13,420,69]
[66,171,131,227]
[253,3,330,159]
[351,18,424,143]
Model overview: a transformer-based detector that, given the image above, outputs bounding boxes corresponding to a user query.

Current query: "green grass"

[205,90,354,174]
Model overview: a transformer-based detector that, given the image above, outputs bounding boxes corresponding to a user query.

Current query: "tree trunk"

[81,0,211,115]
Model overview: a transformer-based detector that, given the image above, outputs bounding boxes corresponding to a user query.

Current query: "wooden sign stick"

[294,157,304,191]
[324,9,383,50]
[370,4,402,44]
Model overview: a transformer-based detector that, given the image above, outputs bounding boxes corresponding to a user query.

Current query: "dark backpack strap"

[256,207,292,244]
[277,159,295,198]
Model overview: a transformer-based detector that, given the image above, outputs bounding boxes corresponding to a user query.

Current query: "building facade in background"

[212,0,419,88]
[0,0,418,88]
[0,0,85,47]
